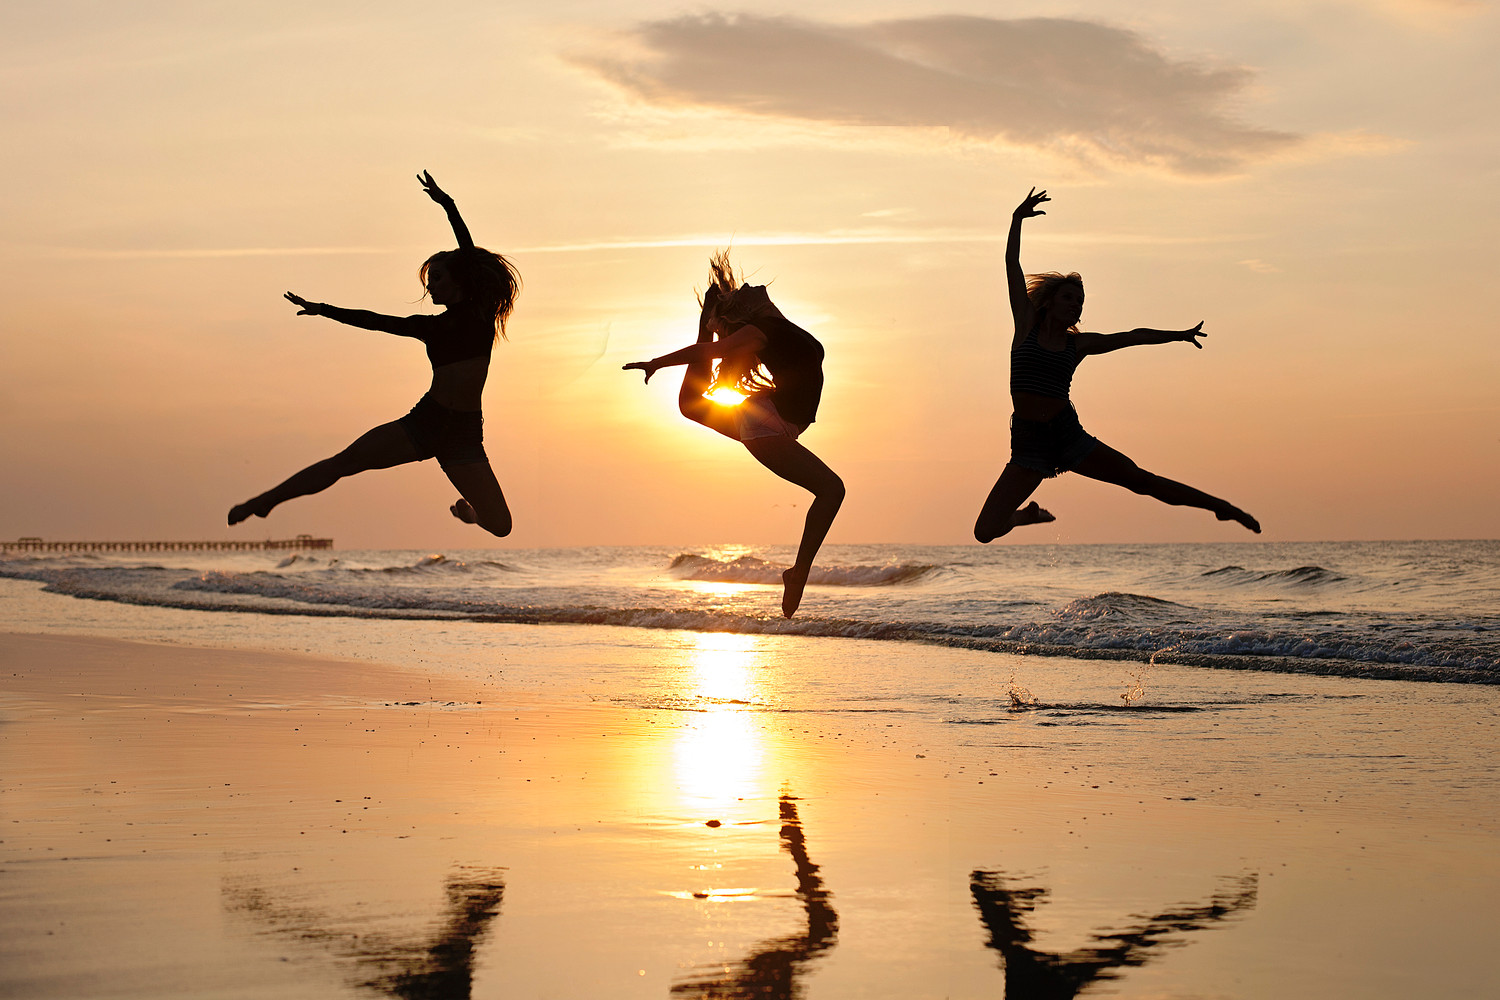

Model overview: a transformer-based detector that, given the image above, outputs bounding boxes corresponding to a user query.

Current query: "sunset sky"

[2,0,1496,549]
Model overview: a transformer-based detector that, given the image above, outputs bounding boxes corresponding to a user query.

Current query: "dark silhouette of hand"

[284,291,319,316]
[418,170,453,206]
[1183,322,1206,348]
[1015,187,1050,218]
[622,361,659,384]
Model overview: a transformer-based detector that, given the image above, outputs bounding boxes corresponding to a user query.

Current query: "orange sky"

[2,1,1496,548]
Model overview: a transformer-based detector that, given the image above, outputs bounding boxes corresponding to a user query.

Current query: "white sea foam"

[4,541,1498,683]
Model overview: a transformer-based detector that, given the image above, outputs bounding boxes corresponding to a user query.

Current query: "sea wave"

[1201,564,1348,586]
[669,553,938,587]
[1054,592,1186,622]
[5,555,1497,684]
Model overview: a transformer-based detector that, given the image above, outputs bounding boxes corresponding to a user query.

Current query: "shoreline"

[3,629,1498,998]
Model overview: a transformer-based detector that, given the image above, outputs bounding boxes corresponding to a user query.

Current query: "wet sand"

[2,630,1497,999]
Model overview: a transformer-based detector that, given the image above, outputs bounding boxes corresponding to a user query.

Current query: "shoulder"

[1072,331,1103,355]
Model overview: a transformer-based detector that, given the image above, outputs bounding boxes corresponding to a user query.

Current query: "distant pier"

[2,535,333,553]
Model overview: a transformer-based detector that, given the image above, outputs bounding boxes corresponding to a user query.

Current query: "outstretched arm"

[622,323,766,384]
[1076,322,1206,356]
[284,292,426,339]
[419,170,475,250]
[1007,188,1049,343]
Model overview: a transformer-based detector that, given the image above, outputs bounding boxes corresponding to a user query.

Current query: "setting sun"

[704,387,747,407]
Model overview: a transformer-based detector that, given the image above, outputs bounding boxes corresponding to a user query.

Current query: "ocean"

[4,539,1497,685]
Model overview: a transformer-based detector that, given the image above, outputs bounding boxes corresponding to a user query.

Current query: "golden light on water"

[673,632,766,811]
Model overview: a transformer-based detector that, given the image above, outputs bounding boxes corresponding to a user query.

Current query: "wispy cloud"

[32,246,396,261]
[512,229,1255,254]
[571,14,1301,176]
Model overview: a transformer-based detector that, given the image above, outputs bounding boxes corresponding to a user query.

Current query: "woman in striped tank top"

[973,189,1260,543]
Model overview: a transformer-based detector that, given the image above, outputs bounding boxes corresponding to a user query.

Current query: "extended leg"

[742,436,846,618]
[228,422,421,524]
[1073,442,1260,532]
[443,461,513,538]
[973,463,1054,543]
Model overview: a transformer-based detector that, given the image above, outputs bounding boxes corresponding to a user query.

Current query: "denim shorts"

[398,393,487,466]
[1009,405,1098,477]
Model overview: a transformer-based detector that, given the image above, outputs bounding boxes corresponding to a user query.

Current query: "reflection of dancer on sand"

[970,868,1258,999]
[624,254,844,617]
[974,189,1260,543]
[228,172,519,537]
[225,868,505,999]
[673,794,838,999]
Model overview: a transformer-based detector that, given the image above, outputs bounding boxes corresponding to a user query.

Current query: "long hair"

[1025,271,1084,335]
[701,249,777,396]
[421,247,522,340]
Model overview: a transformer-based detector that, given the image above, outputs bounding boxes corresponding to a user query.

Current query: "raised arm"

[1075,322,1206,357]
[1007,188,1049,343]
[418,170,475,251]
[283,292,428,339]
[622,320,767,384]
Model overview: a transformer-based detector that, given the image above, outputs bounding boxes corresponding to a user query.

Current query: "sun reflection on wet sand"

[673,632,768,814]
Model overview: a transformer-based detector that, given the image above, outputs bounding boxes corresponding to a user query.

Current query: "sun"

[704,387,747,406]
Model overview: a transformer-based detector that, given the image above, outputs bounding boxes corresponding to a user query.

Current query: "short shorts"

[1009,405,1098,477]
[398,393,487,466]
[734,395,804,442]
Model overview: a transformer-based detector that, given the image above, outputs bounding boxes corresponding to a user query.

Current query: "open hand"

[1015,187,1050,218]
[284,291,320,316]
[622,360,660,384]
[1182,322,1206,348]
[417,170,452,205]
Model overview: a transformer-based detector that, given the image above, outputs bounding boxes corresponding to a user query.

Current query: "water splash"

[1006,675,1039,711]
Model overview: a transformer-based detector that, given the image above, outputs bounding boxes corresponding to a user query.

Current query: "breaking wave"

[669,553,939,587]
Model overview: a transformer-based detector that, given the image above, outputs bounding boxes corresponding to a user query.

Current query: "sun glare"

[704,387,747,406]
[673,632,766,810]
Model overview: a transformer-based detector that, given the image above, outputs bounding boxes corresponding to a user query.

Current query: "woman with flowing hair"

[624,253,844,617]
[973,188,1260,543]
[228,172,519,536]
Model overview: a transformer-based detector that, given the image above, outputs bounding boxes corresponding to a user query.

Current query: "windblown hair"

[421,247,522,340]
[1026,271,1084,334]
[701,249,777,398]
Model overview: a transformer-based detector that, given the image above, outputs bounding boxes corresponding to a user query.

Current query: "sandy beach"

[3,623,1496,1000]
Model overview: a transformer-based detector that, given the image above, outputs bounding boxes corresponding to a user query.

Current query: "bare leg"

[443,461,513,538]
[742,436,846,618]
[974,463,1054,543]
[228,422,421,524]
[1072,442,1260,533]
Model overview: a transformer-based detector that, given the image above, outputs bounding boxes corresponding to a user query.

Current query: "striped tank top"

[1009,326,1081,400]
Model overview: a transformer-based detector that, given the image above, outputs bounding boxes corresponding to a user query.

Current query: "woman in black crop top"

[623,252,844,618]
[228,172,520,536]
[973,189,1260,542]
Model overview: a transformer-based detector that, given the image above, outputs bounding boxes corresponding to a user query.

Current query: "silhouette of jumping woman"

[228,172,519,537]
[974,189,1260,543]
[624,253,844,617]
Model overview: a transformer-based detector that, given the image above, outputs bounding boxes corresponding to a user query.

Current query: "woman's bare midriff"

[1011,391,1069,422]
[426,358,489,411]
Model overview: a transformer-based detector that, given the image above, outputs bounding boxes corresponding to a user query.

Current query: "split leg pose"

[625,255,844,617]
[974,188,1259,543]
[228,172,520,537]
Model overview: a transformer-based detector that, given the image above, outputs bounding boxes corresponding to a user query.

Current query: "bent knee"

[678,396,711,424]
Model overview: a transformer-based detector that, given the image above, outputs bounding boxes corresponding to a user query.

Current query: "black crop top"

[1009,325,1081,400]
[319,305,494,369]
[750,312,825,427]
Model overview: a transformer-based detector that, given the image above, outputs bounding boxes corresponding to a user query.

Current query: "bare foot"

[450,498,478,524]
[1013,501,1055,528]
[976,501,1057,543]
[1218,506,1261,534]
[227,498,271,526]
[782,565,810,619]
